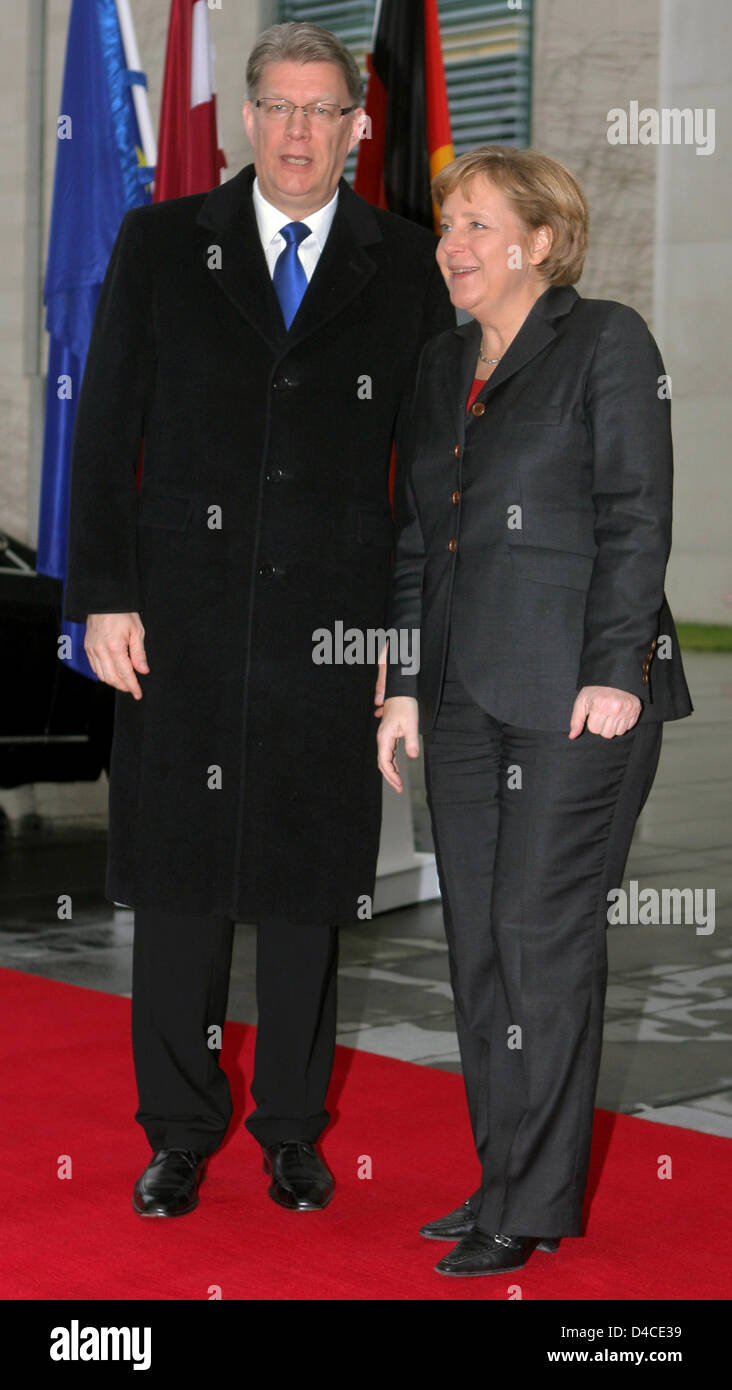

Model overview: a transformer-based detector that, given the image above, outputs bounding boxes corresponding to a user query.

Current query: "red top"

[466,376,485,412]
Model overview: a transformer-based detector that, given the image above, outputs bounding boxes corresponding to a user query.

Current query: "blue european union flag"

[37,0,153,677]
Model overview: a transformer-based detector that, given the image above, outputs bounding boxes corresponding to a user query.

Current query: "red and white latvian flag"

[154,0,227,202]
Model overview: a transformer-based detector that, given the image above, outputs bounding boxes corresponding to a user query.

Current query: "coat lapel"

[447,284,579,443]
[286,181,382,348]
[196,164,287,353]
[195,164,383,354]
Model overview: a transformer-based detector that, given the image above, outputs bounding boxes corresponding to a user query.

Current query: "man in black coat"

[64,21,453,1217]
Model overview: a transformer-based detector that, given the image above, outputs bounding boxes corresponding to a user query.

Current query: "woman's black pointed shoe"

[420,1200,477,1241]
[435,1230,559,1276]
[421,1200,560,1253]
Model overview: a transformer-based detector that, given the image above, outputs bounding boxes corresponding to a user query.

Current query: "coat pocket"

[510,405,562,427]
[352,509,395,547]
[137,493,194,531]
[509,545,594,590]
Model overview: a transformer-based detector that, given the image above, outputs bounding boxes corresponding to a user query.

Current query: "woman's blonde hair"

[432,145,589,286]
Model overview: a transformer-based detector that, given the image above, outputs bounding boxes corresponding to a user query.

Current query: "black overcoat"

[64,164,454,924]
[385,285,693,730]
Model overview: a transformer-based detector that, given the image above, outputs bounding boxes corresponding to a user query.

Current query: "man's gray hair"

[246,22,363,106]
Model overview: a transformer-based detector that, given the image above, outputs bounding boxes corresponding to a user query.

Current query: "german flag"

[354,0,454,232]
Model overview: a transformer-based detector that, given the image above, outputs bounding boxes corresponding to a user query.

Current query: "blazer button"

[453,444,461,457]
[451,490,460,504]
[448,537,457,553]
[471,401,486,417]
[259,563,276,578]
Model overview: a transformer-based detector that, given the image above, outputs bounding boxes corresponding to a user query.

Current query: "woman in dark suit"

[377,146,692,1277]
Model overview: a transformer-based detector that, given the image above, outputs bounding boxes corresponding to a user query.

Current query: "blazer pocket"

[509,546,594,591]
[509,405,562,427]
[137,493,194,531]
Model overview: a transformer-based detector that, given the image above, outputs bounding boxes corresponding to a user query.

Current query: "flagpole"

[114,0,157,169]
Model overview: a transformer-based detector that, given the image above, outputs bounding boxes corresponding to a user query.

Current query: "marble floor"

[1,651,730,1137]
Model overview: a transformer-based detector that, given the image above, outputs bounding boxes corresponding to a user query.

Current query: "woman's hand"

[373,643,387,717]
[569,686,642,739]
[377,696,420,792]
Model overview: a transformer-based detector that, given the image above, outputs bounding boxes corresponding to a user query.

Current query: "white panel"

[191,0,213,108]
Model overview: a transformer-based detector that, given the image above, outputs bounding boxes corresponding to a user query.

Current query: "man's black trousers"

[131,911,339,1155]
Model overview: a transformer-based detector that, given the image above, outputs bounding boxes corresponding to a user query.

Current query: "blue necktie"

[273,222,311,329]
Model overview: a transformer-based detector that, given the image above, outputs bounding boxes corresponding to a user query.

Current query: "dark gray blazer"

[385,284,693,732]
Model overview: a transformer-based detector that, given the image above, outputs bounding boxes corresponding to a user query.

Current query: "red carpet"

[2,968,730,1300]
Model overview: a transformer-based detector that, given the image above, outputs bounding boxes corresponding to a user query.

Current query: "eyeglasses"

[254,97,356,125]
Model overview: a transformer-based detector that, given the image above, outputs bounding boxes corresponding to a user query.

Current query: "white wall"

[533,0,730,625]
[1,0,31,540]
[653,0,732,625]
[532,0,661,323]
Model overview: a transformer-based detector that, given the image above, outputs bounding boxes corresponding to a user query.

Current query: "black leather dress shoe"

[421,1200,560,1253]
[262,1141,334,1211]
[435,1230,559,1276]
[132,1148,206,1217]
[420,1200,477,1241]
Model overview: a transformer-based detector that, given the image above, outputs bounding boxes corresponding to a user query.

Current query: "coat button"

[265,466,284,482]
[453,444,461,457]
[451,490,460,504]
[259,563,276,578]
[471,401,486,417]
[448,537,457,553]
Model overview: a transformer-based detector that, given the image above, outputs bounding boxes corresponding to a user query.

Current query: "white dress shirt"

[252,176,339,282]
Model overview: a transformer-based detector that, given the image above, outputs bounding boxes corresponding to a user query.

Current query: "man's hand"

[377,696,420,792]
[569,685,641,739]
[373,642,387,718]
[85,613,149,700]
